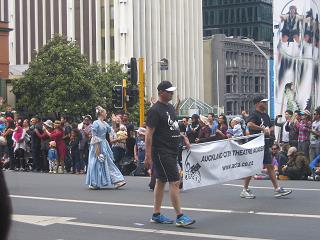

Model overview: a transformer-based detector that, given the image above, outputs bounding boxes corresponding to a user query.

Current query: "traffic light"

[112,85,123,109]
[126,87,139,108]
[127,57,138,85]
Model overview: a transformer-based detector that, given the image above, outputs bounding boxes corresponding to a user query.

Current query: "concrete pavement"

[5,171,320,240]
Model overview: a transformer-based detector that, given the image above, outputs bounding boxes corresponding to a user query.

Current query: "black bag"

[120,157,136,175]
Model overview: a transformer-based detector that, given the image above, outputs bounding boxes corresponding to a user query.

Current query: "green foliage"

[12,35,126,118]
[129,99,151,127]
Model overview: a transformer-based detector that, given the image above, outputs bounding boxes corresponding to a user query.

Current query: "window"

[241,76,245,93]
[242,27,248,36]
[236,28,240,36]
[204,11,209,26]
[248,77,252,92]
[261,77,265,93]
[236,8,240,22]
[232,76,238,93]
[248,7,252,22]
[225,9,229,23]
[229,52,233,67]
[244,77,250,93]
[210,11,215,25]
[255,77,260,93]
[230,9,234,23]
[241,8,246,22]
[226,75,231,93]
[219,10,223,24]
[226,102,233,115]
[226,52,229,66]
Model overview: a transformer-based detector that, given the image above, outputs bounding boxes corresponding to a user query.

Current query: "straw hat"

[136,127,146,135]
[43,120,53,129]
[233,117,242,123]
[287,147,297,156]
[199,115,209,125]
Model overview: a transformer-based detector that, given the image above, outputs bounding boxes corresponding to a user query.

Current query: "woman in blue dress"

[85,106,126,189]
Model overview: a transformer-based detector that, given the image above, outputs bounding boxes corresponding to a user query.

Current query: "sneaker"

[240,189,256,199]
[150,214,174,224]
[308,175,315,181]
[274,187,292,198]
[176,214,195,227]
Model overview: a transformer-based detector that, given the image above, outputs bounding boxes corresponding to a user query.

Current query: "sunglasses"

[271,148,278,150]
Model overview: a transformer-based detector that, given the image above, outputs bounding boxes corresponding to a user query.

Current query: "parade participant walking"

[240,96,292,199]
[85,106,126,190]
[145,81,195,227]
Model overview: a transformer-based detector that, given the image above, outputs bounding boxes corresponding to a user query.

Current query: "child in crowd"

[133,127,146,176]
[47,141,57,173]
[70,129,82,174]
[116,125,127,144]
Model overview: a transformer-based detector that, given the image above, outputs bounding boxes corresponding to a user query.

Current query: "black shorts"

[263,146,272,165]
[152,149,179,183]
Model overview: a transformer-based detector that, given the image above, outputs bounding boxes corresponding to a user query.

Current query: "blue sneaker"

[176,214,195,227]
[150,214,174,224]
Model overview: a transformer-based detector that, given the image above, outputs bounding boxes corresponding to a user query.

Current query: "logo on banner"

[184,150,202,183]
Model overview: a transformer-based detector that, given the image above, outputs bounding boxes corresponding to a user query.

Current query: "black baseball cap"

[253,96,269,104]
[157,81,176,92]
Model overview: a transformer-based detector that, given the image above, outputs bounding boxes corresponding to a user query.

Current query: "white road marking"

[13,214,273,240]
[223,184,320,192]
[10,194,320,219]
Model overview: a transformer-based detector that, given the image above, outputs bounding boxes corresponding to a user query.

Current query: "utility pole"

[138,58,145,127]
[123,79,127,112]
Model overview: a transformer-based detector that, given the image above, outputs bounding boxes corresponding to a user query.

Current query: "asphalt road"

[4,171,320,240]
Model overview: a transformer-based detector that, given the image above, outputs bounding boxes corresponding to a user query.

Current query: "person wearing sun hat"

[195,115,211,143]
[43,120,67,173]
[145,81,195,227]
[226,116,244,138]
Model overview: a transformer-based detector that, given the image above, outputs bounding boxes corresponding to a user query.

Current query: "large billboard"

[274,0,320,115]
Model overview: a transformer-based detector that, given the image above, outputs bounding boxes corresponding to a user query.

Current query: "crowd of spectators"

[178,107,320,181]
[1,104,320,181]
[0,106,146,176]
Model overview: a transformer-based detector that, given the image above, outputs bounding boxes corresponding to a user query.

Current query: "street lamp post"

[242,37,273,119]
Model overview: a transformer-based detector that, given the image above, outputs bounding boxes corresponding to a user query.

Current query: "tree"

[12,35,125,119]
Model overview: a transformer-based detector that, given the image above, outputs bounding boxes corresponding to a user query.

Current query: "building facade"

[0,0,204,104]
[203,0,273,42]
[0,21,12,104]
[203,34,272,115]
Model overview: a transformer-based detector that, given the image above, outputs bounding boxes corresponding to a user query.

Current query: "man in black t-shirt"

[240,96,292,199]
[145,81,195,227]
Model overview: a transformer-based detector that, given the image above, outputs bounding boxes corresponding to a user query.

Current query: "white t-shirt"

[282,121,290,143]
[310,120,320,144]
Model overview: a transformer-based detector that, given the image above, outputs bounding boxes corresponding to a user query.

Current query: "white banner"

[182,134,265,190]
